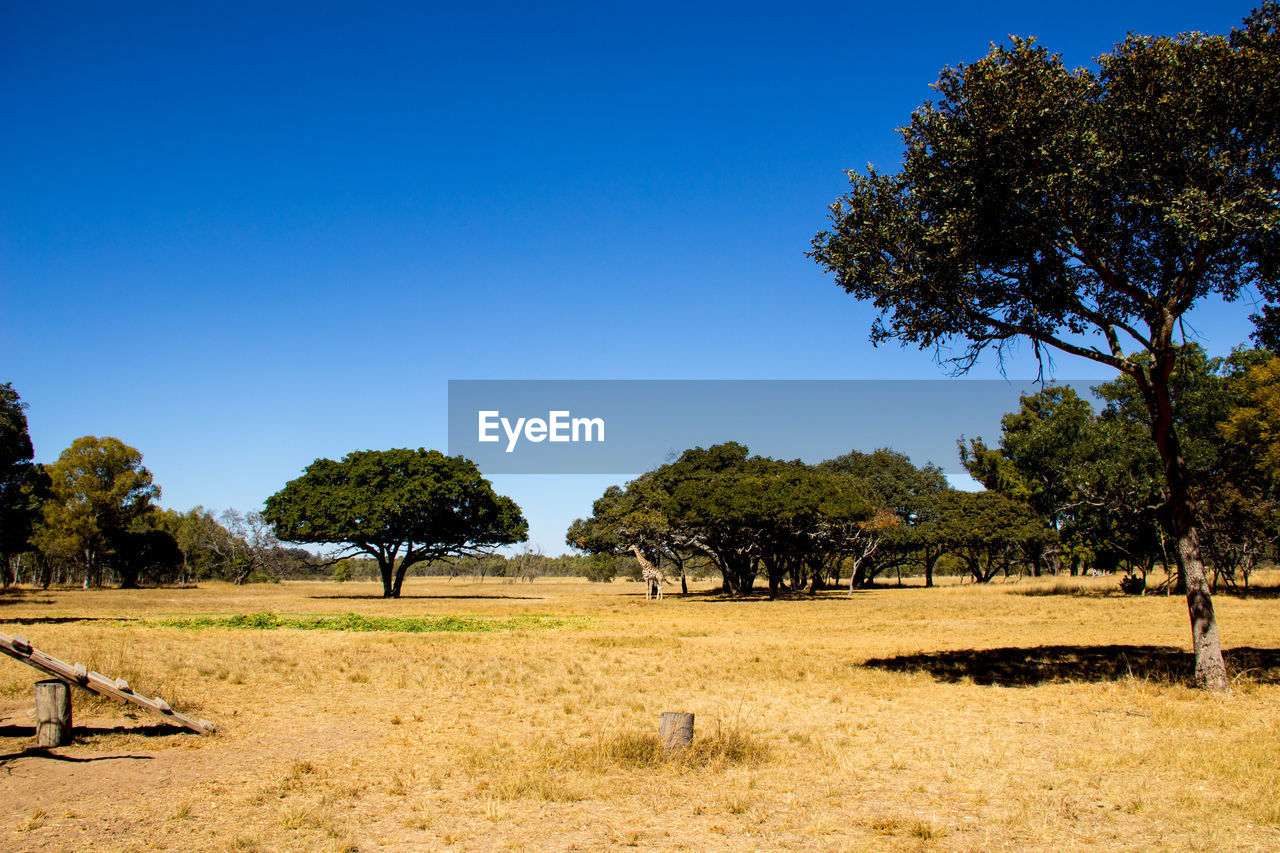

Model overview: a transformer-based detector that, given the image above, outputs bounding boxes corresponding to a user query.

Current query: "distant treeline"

[4,342,1279,593]
[329,551,647,584]
[569,345,1280,596]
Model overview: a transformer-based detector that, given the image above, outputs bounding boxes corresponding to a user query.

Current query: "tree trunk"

[391,562,410,598]
[719,554,755,596]
[849,561,868,591]
[379,560,395,598]
[763,556,784,599]
[1142,363,1229,691]
[806,556,826,594]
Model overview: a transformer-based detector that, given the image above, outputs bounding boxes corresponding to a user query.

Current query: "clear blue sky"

[1,1,1264,554]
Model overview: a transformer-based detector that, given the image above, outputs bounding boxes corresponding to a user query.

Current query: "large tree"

[34,436,161,588]
[820,448,951,587]
[933,490,1052,583]
[810,7,1280,689]
[570,443,886,597]
[0,383,39,586]
[962,384,1166,578]
[263,448,527,598]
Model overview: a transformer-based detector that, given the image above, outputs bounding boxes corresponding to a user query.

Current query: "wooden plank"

[0,631,214,735]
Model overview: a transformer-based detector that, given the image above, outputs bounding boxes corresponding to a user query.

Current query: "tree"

[215,508,289,584]
[1250,304,1280,351]
[1221,353,1280,484]
[934,490,1054,583]
[568,475,705,594]
[1086,346,1280,592]
[809,8,1280,688]
[112,521,183,588]
[263,448,527,598]
[820,448,950,587]
[34,436,160,589]
[1178,349,1280,589]
[155,506,225,585]
[0,383,39,586]
[571,443,886,597]
[962,384,1164,579]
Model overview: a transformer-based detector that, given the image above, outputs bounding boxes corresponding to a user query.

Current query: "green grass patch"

[148,611,588,633]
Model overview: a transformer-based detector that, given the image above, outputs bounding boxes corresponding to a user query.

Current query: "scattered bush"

[1119,573,1147,595]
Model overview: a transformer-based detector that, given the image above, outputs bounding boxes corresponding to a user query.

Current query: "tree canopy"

[569,443,895,597]
[0,383,40,584]
[34,435,161,588]
[820,448,952,587]
[263,448,527,598]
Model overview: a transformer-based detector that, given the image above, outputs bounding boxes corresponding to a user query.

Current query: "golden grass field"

[2,573,1279,852]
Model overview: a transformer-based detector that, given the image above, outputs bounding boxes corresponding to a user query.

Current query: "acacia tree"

[570,443,885,597]
[934,490,1052,583]
[810,8,1280,689]
[819,448,950,587]
[263,448,527,598]
[570,472,702,594]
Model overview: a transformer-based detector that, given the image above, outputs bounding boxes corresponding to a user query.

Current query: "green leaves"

[263,448,527,597]
[34,436,160,582]
[571,443,886,595]
[811,8,1280,372]
[0,383,40,561]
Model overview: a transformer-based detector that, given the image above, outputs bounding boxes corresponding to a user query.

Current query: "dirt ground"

[1,575,1278,852]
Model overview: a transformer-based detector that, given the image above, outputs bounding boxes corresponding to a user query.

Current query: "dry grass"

[1,574,1279,851]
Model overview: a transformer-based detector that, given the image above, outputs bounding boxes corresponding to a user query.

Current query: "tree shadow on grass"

[0,595,54,607]
[309,594,544,601]
[678,589,876,602]
[1213,584,1280,599]
[862,645,1280,687]
[1,616,131,626]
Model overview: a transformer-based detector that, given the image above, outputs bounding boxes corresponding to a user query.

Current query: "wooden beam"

[0,631,214,735]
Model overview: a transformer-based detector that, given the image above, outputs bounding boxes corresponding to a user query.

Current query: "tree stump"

[34,680,72,747]
[659,711,694,754]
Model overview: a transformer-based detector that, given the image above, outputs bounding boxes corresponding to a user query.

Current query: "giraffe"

[628,544,664,600]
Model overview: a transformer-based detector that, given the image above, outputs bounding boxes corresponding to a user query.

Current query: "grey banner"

[447,379,1092,475]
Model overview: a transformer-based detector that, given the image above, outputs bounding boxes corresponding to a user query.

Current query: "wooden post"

[659,711,694,754]
[34,680,72,747]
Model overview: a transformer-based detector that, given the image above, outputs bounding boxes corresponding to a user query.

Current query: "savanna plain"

[1,575,1278,853]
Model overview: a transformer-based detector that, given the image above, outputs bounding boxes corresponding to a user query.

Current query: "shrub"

[1119,573,1146,595]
